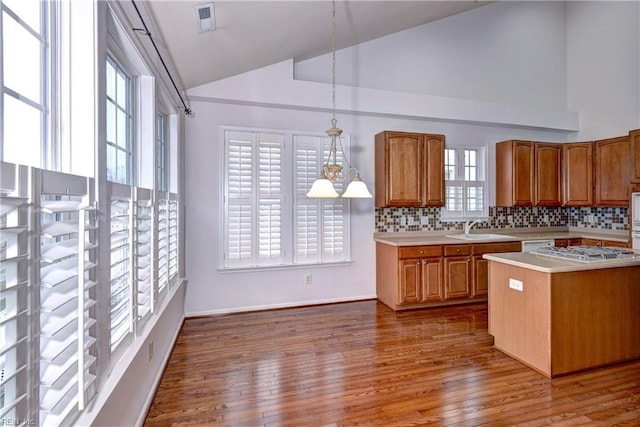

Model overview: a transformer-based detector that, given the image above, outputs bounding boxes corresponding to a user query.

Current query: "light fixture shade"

[342,176,373,198]
[306,177,339,198]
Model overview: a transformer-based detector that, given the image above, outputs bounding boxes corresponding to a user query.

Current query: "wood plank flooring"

[145,300,640,426]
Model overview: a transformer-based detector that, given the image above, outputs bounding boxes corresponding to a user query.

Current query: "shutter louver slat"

[109,187,132,355]
[0,163,30,422]
[38,171,98,425]
[135,189,154,326]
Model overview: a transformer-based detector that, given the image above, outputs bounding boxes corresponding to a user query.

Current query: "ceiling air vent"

[194,3,215,33]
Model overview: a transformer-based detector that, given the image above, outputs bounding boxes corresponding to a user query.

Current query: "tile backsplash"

[375,206,628,233]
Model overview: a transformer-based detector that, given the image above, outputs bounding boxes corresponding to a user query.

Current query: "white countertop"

[373,227,629,246]
[483,251,640,273]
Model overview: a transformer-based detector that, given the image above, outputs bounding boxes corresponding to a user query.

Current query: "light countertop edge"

[483,251,640,273]
[374,227,630,246]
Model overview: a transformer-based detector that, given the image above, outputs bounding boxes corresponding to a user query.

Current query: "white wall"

[296,1,568,111]
[183,101,568,316]
[75,282,186,426]
[183,1,640,315]
[567,1,640,140]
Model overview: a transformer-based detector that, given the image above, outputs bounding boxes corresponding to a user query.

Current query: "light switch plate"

[509,278,523,291]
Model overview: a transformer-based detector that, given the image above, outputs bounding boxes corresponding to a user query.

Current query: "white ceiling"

[146,1,489,89]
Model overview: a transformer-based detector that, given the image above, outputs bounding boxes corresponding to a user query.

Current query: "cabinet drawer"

[444,245,471,257]
[472,242,521,255]
[398,245,442,259]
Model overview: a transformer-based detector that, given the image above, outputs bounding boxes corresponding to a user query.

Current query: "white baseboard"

[185,294,377,317]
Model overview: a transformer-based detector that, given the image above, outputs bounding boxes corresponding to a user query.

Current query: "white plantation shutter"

[168,195,178,281]
[38,170,98,426]
[134,188,153,327]
[0,163,30,422]
[293,134,349,264]
[222,128,350,268]
[156,195,169,299]
[443,148,487,218]
[224,131,284,267]
[108,184,133,354]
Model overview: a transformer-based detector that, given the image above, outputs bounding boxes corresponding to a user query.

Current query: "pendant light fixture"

[306,0,372,199]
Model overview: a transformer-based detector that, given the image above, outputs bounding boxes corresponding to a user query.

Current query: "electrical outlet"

[420,216,429,225]
[509,278,523,292]
[148,341,154,361]
[304,274,312,285]
[508,215,513,223]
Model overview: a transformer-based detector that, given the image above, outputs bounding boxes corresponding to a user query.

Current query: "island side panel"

[550,266,640,376]
[376,243,400,310]
[488,261,552,376]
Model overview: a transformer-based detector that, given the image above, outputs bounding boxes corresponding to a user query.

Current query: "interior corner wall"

[567,1,640,140]
[295,1,568,111]
[182,101,568,316]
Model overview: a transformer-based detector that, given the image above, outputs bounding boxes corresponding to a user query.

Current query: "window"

[1,0,49,168]
[156,113,168,192]
[222,128,350,269]
[443,147,487,219]
[106,55,133,185]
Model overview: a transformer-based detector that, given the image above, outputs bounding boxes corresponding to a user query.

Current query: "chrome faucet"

[464,218,481,235]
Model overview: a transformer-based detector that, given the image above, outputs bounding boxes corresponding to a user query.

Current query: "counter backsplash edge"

[375,206,628,234]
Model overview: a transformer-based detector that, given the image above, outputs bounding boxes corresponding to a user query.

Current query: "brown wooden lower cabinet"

[580,238,628,248]
[376,241,521,311]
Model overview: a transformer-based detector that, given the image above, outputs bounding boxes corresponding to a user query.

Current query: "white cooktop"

[533,245,640,262]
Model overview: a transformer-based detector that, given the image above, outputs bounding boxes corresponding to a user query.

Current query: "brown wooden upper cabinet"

[534,143,562,207]
[497,140,563,207]
[563,142,593,206]
[630,129,640,184]
[495,140,534,206]
[374,131,445,208]
[594,135,631,206]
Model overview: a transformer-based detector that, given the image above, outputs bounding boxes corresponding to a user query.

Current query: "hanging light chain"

[331,0,337,123]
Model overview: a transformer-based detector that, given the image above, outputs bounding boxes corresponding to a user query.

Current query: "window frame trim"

[219,125,353,271]
[441,145,488,221]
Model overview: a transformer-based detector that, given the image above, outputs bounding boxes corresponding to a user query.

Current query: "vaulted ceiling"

[146,1,489,89]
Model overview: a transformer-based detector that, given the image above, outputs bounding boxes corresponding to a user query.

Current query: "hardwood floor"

[145,300,640,426]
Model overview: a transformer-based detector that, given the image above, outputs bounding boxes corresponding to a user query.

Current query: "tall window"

[222,128,350,269]
[1,0,48,168]
[156,112,168,191]
[443,147,486,219]
[106,55,133,185]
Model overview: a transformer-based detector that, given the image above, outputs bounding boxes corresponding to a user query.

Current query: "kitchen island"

[484,249,640,378]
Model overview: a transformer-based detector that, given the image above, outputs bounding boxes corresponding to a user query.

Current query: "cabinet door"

[399,260,421,304]
[421,258,443,301]
[496,140,534,207]
[563,142,593,206]
[444,256,471,299]
[423,135,445,206]
[472,255,488,297]
[385,133,423,207]
[513,142,534,206]
[631,129,640,183]
[581,238,602,247]
[594,136,631,206]
[534,143,562,206]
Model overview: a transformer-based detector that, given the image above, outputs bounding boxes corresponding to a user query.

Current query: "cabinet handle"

[456,249,461,253]
[420,250,424,254]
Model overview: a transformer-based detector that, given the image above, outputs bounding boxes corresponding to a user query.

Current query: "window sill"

[218,260,353,274]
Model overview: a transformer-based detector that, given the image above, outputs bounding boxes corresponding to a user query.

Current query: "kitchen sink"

[446,233,517,241]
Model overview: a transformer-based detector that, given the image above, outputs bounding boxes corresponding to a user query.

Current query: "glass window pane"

[3,95,41,168]
[107,145,116,182]
[116,69,127,107]
[117,149,128,184]
[3,0,40,34]
[106,101,116,144]
[116,109,128,148]
[3,14,42,103]
[106,60,116,99]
